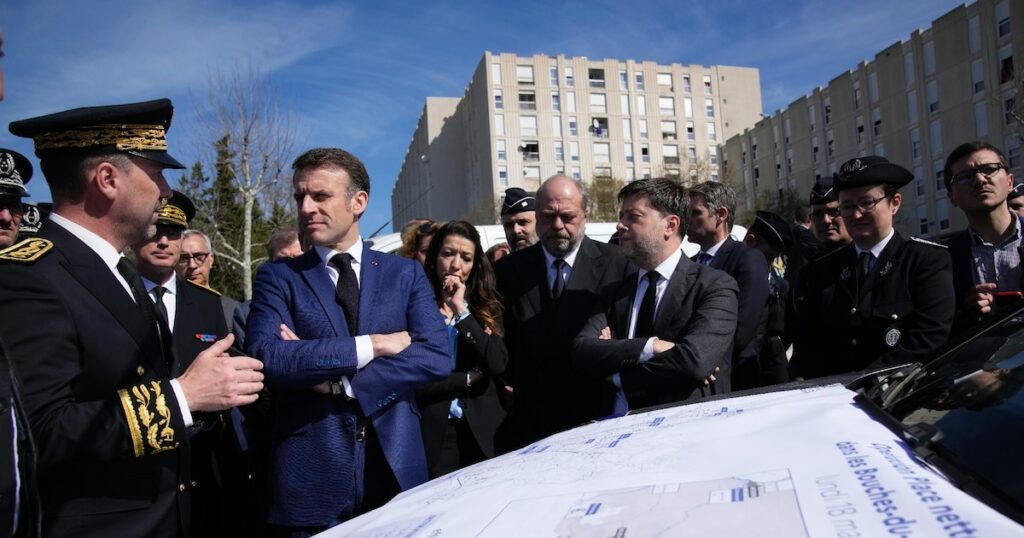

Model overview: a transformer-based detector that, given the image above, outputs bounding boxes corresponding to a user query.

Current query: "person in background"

[808,180,852,257]
[396,218,431,259]
[416,221,507,477]
[177,229,238,327]
[1007,183,1024,217]
[785,205,817,288]
[742,210,794,387]
[0,148,32,249]
[485,242,511,264]
[500,187,538,252]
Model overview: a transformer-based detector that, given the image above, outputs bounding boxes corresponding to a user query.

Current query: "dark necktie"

[551,258,566,299]
[858,251,875,280]
[696,252,713,266]
[117,257,171,365]
[329,253,360,335]
[634,271,660,338]
[152,286,170,326]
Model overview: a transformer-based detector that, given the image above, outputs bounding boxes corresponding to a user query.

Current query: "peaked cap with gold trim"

[9,98,185,170]
[0,148,33,197]
[157,190,195,229]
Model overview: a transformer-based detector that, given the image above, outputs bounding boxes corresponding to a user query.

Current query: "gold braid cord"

[117,380,179,458]
[34,124,168,152]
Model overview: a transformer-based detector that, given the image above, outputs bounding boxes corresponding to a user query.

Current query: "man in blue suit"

[246,148,449,535]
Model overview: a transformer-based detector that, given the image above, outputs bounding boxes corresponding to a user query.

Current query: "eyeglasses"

[838,196,889,217]
[811,207,842,220]
[952,163,1006,185]
[178,252,210,264]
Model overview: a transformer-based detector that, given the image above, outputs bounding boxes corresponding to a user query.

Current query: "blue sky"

[0,0,965,236]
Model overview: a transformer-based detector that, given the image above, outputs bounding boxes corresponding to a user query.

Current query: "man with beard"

[495,175,630,448]
[571,179,737,413]
[943,142,1024,333]
[0,148,32,249]
[499,187,538,252]
[0,99,264,537]
[808,180,852,256]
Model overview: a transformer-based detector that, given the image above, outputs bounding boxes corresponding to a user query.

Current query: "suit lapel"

[836,246,858,304]
[709,237,734,270]
[357,245,382,335]
[298,249,346,336]
[616,270,641,336]
[656,256,698,334]
[859,233,903,299]
[566,237,606,292]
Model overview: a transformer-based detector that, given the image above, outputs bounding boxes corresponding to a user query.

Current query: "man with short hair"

[786,205,817,287]
[742,211,794,387]
[0,99,264,537]
[791,156,954,379]
[0,148,32,249]
[944,141,1023,332]
[687,181,770,391]
[808,180,852,256]
[572,179,737,413]
[495,175,630,448]
[1008,184,1024,217]
[177,229,239,327]
[499,187,538,251]
[246,147,449,532]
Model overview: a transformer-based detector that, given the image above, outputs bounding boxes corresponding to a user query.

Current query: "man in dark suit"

[0,99,264,537]
[495,175,631,448]
[791,156,954,379]
[572,179,738,413]
[499,187,538,252]
[687,181,770,391]
[0,148,32,249]
[941,142,1023,334]
[785,206,817,288]
[742,211,794,387]
[808,180,852,257]
[245,147,449,535]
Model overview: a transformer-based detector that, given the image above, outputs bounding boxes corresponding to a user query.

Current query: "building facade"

[723,0,1023,238]
[392,52,762,228]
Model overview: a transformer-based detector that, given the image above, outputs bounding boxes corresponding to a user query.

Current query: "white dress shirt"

[314,241,373,398]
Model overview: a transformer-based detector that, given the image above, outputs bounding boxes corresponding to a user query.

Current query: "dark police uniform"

[0,100,194,537]
[746,211,793,388]
[791,157,955,379]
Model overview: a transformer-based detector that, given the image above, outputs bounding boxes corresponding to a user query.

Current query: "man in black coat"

[687,181,770,391]
[0,99,264,537]
[791,156,954,379]
[572,179,737,413]
[495,175,631,449]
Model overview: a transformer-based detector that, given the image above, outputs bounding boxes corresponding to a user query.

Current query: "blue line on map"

[585,503,601,515]
[649,417,664,427]
[585,438,595,444]
[535,445,549,453]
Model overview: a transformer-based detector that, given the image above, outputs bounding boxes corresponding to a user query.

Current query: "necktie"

[696,252,713,266]
[117,257,171,365]
[152,286,170,326]
[551,258,566,299]
[634,271,660,338]
[330,253,360,335]
[858,252,875,280]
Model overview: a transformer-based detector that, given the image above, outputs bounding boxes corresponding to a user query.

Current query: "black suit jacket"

[0,223,191,538]
[495,237,631,446]
[785,224,818,288]
[415,314,507,476]
[0,338,39,538]
[791,232,954,379]
[171,279,230,369]
[572,255,738,411]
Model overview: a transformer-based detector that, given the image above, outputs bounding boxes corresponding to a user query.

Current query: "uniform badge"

[195,333,217,342]
[885,328,901,347]
[0,237,53,263]
[841,266,851,280]
[879,261,893,276]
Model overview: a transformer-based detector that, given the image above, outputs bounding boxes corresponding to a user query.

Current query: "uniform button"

[191,480,198,487]
[137,366,145,376]
[345,417,355,426]
[850,308,857,315]
[890,314,898,320]
[178,483,186,493]
[851,339,857,346]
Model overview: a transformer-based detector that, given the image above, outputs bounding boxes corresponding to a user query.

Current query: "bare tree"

[188,65,297,299]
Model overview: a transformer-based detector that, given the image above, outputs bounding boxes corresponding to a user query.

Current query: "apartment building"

[392,52,762,228]
[723,0,1023,238]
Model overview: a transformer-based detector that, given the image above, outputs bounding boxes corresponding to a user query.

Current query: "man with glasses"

[943,142,1023,333]
[791,156,954,379]
[0,148,33,249]
[808,180,852,256]
[177,230,238,327]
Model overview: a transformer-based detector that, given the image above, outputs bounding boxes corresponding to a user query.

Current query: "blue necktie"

[696,252,713,266]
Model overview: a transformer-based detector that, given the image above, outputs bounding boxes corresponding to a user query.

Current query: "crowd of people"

[0,76,1022,538]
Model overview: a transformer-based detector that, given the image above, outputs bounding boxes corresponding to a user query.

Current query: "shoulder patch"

[0,237,53,263]
[184,279,222,296]
[908,236,948,249]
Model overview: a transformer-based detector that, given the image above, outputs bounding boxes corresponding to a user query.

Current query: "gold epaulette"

[185,279,221,296]
[118,381,179,457]
[0,237,53,263]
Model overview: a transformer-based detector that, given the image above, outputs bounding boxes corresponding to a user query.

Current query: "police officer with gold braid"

[791,156,955,380]
[0,99,264,538]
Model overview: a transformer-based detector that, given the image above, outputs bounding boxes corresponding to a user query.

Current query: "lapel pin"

[841,267,851,281]
[879,261,893,276]
[195,333,217,342]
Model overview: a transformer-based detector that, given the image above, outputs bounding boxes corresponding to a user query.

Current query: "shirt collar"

[855,228,895,259]
[48,212,123,273]
[315,239,364,269]
[970,215,1022,248]
[543,239,583,268]
[703,236,729,258]
[141,274,177,293]
[640,248,683,283]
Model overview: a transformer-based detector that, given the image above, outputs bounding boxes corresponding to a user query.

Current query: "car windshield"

[878,306,1024,514]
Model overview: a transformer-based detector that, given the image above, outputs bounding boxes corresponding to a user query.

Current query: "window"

[971,59,985,94]
[524,166,540,179]
[826,129,834,158]
[868,72,879,103]
[519,91,536,111]
[975,101,989,137]
[684,98,693,118]
[590,93,607,114]
[521,141,539,161]
[824,98,832,124]
[495,115,505,135]
[638,119,648,139]
[1000,45,1015,84]
[686,121,695,140]
[588,68,605,88]
[929,119,942,156]
[571,167,581,180]
[593,142,611,163]
[812,135,819,163]
[910,128,922,161]
[687,145,697,161]
[856,116,865,144]
[516,65,534,85]
[874,142,885,157]
[622,118,632,139]
[625,144,634,163]
[570,141,580,161]
[683,75,692,93]
[656,72,672,89]
[626,168,636,181]
[565,67,574,87]
[642,168,651,179]
[594,166,612,178]
[907,89,919,124]
[871,108,882,136]
[640,143,650,163]
[786,149,793,173]
[914,166,925,196]
[968,16,981,53]
[937,199,950,231]
[1007,136,1022,168]
[751,141,758,160]
[705,104,714,118]
[926,81,939,113]
[709,146,718,165]
[619,70,628,89]
[569,117,578,136]
[664,145,680,165]
[519,116,537,137]
[566,92,577,113]
[498,166,508,186]
[661,120,677,140]
[809,103,816,129]
[917,205,929,235]
[497,140,507,161]
[620,94,630,116]
[551,92,561,112]
[591,117,609,138]
[923,41,935,76]
[784,118,792,143]
[635,71,645,90]
[1006,96,1017,125]
[997,0,1011,37]
[707,122,716,141]
[554,141,564,162]
[853,81,862,109]
[549,66,558,86]
[703,75,712,96]
[494,90,503,109]
[904,52,916,86]
[551,115,562,137]
[491,63,502,84]
[659,96,675,116]
[636,95,646,114]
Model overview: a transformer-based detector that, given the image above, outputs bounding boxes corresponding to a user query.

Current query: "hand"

[964,283,997,317]
[599,326,612,340]
[703,366,720,386]
[370,331,411,357]
[177,334,264,412]
[442,275,467,313]
[652,338,675,354]
[279,325,333,394]
[467,367,485,387]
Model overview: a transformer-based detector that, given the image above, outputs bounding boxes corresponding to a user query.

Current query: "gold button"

[191,480,198,487]
[136,366,145,376]
[850,308,857,315]
[851,339,857,346]
[890,314,898,320]
[178,483,185,493]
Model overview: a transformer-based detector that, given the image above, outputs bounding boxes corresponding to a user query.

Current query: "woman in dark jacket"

[417,220,508,478]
